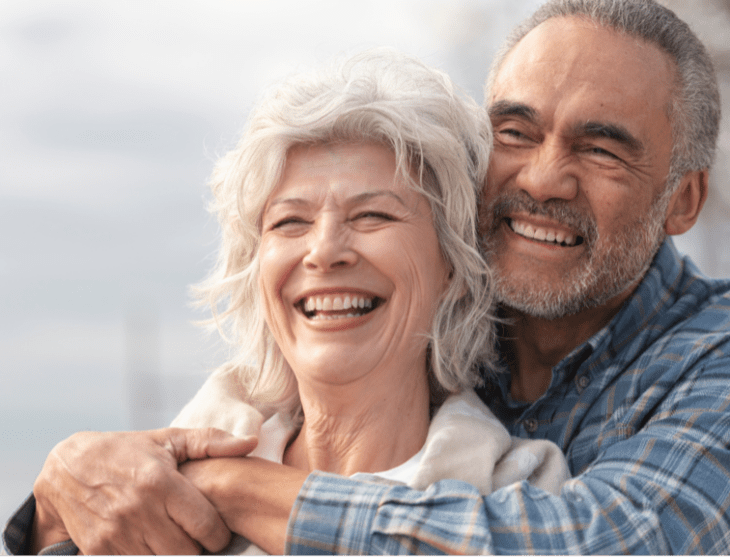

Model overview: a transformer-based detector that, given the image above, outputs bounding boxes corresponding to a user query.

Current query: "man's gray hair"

[486,0,721,191]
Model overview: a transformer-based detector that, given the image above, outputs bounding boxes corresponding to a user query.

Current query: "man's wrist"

[180,456,306,555]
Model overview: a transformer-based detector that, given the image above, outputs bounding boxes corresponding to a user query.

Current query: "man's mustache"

[483,191,598,247]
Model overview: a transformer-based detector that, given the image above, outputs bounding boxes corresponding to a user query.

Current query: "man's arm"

[24,428,257,555]
[180,457,307,555]
[282,360,730,555]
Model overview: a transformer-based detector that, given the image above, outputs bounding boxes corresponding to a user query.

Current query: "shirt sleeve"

[286,361,730,555]
[2,494,78,556]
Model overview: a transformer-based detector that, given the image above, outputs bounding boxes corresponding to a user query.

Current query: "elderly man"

[5,0,730,555]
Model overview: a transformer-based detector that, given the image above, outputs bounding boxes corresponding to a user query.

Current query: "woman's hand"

[30,428,257,555]
[180,457,309,555]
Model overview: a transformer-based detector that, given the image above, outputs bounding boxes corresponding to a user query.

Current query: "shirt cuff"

[285,472,394,555]
[3,493,36,555]
[2,494,78,556]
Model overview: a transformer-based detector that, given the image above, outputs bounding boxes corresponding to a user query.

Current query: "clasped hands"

[31,427,258,555]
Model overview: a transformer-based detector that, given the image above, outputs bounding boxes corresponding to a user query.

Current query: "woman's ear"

[664,169,709,236]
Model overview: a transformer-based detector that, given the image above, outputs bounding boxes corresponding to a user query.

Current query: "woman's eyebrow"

[266,190,407,209]
[266,197,310,209]
[349,190,407,206]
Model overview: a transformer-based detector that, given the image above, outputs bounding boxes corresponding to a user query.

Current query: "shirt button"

[577,375,590,390]
[523,418,538,433]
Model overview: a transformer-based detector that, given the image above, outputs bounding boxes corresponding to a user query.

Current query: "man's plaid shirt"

[286,239,730,555]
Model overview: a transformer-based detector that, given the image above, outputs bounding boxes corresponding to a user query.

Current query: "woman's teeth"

[509,218,580,247]
[301,294,376,320]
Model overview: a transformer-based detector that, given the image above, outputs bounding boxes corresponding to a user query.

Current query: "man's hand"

[31,427,257,555]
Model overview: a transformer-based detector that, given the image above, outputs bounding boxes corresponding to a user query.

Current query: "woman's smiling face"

[258,142,451,388]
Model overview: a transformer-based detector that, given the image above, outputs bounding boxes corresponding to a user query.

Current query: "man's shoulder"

[659,259,730,343]
[632,241,730,347]
[640,270,730,368]
[598,250,730,398]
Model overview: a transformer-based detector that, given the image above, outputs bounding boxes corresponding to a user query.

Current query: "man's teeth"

[303,294,374,320]
[509,219,577,246]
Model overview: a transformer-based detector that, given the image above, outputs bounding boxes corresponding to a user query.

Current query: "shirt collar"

[488,238,685,400]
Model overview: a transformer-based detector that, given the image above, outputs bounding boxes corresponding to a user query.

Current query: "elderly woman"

[10,49,568,556]
[168,49,569,555]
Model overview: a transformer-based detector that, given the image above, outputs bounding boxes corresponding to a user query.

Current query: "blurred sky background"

[1,0,728,523]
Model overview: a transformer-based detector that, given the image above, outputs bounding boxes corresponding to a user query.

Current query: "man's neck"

[502,292,631,403]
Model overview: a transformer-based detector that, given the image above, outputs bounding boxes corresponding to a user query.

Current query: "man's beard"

[480,191,669,320]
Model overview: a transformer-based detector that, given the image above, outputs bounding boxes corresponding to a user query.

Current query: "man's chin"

[497,292,587,321]
[495,267,646,321]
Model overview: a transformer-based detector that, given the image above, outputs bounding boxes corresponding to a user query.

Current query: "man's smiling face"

[482,16,677,320]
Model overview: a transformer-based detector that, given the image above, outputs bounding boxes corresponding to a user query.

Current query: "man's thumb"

[162,427,258,462]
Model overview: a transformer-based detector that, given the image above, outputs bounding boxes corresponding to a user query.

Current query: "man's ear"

[664,169,709,236]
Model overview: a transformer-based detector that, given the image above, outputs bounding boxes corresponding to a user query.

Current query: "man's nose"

[515,140,578,202]
[302,218,358,271]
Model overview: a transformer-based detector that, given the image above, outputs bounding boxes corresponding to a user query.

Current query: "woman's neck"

[283,367,431,477]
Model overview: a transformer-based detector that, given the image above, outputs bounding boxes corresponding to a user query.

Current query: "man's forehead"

[488,16,675,122]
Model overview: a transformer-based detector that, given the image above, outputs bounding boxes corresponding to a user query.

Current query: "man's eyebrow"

[577,121,645,154]
[488,100,540,124]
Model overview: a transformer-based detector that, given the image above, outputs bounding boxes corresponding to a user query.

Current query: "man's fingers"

[164,469,232,553]
[33,429,245,554]
[74,477,208,555]
[161,427,258,462]
[206,431,258,458]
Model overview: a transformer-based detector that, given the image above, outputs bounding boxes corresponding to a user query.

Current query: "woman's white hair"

[196,48,496,420]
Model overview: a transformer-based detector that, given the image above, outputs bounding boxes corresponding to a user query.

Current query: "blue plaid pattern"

[287,240,730,555]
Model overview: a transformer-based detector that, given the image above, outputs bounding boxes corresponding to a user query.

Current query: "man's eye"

[587,146,621,160]
[497,128,532,144]
[501,128,525,138]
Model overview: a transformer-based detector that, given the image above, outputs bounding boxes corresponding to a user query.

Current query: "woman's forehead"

[270,142,420,203]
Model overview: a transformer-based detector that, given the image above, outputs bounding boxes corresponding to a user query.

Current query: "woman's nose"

[302,218,358,271]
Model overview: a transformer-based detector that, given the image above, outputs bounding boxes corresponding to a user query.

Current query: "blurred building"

[125,308,164,430]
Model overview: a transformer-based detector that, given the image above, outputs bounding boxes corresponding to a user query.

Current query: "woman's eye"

[271,217,308,230]
[353,211,395,222]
